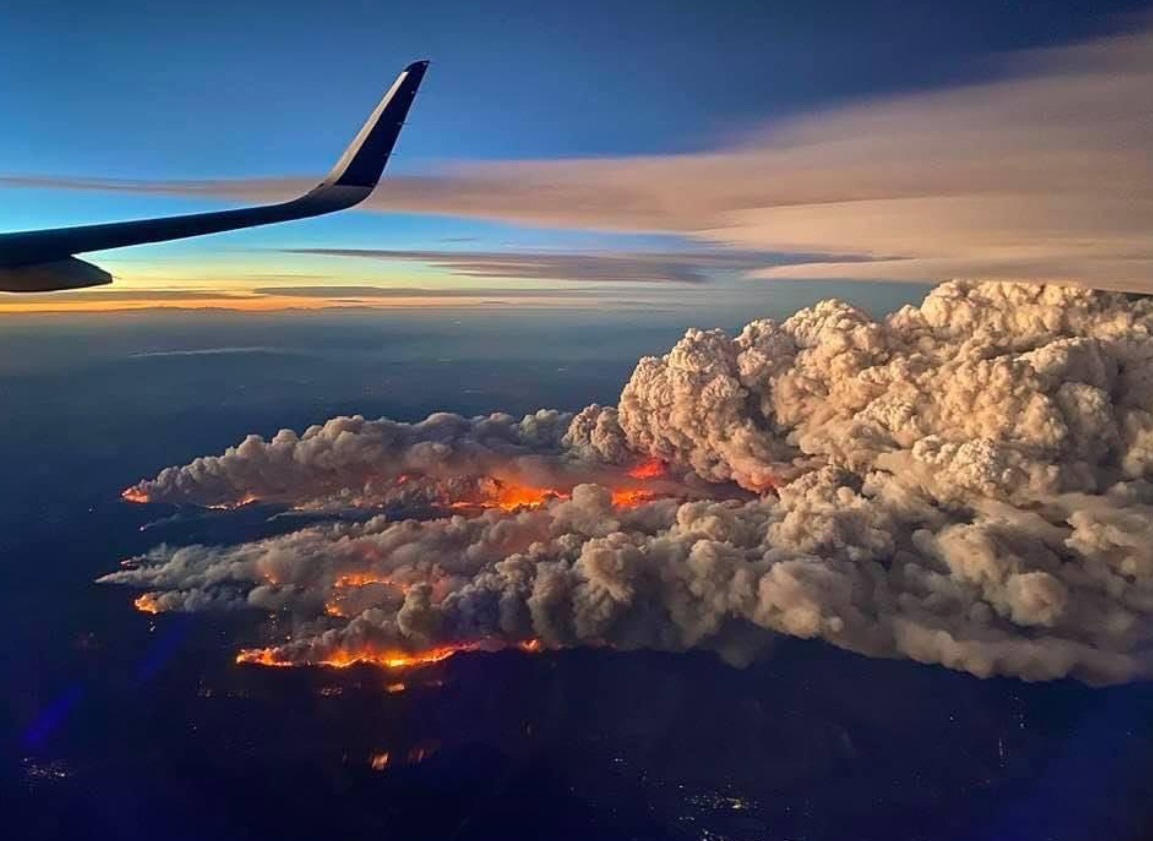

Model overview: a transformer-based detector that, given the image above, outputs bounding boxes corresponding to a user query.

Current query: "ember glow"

[333,572,400,588]
[121,487,150,504]
[133,594,161,614]
[122,485,260,509]
[449,478,567,512]
[627,457,667,480]
[448,475,665,513]
[206,493,260,511]
[235,639,544,671]
[609,488,658,508]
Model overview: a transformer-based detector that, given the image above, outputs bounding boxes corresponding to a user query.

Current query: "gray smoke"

[104,281,1153,684]
[125,410,575,509]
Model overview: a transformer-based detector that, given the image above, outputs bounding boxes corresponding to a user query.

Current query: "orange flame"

[334,572,397,588]
[370,751,390,771]
[133,594,161,614]
[206,493,260,511]
[627,457,668,480]
[450,479,567,513]
[121,486,150,504]
[121,486,261,509]
[448,476,665,513]
[610,489,657,508]
[236,638,544,671]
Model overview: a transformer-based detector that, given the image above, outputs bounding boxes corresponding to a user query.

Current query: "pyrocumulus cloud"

[104,280,1153,684]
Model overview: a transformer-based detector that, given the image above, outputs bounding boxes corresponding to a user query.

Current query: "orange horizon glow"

[0,289,618,315]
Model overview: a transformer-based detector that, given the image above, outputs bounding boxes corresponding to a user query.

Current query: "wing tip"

[317,59,430,193]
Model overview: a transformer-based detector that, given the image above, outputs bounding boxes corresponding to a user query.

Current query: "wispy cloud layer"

[4,22,1152,289]
[283,248,773,284]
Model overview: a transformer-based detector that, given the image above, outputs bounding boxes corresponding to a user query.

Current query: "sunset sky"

[1,0,1149,312]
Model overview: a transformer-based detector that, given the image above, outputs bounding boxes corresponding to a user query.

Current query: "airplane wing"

[0,60,428,292]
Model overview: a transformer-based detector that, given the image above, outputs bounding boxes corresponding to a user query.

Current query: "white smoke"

[104,281,1153,684]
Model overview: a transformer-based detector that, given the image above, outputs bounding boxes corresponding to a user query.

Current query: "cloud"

[282,248,772,285]
[6,22,1153,289]
[106,279,1153,684]
[253,285,628,299]
[126,346,287,359]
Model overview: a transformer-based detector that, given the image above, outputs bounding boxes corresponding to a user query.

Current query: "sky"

[0,0,1150,312]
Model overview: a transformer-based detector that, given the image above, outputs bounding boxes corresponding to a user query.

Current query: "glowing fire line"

[447,478,661,513]
[236,638,543,670]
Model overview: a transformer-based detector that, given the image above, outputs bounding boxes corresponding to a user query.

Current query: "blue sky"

[0,0,1148,310]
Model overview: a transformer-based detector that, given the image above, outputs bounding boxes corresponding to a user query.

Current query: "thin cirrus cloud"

[3,21,1152,290]
[254,285,623,299]
[279,247,777,285]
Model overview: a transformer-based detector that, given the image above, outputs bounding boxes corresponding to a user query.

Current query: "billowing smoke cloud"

[10,23,1153,289]
[124,410,574,509]
[105,281,1153,684]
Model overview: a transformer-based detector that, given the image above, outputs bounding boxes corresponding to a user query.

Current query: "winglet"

[316,60,429,192]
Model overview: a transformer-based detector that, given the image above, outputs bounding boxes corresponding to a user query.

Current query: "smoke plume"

[106,281,1153,684]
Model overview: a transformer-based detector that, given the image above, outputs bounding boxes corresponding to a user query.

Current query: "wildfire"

[133,593,161,614]
[610,489,657,508]
[121,487,261,509]
[627,457,668,480]
[236,638,544,671]
[121,486,150,504]
[449,479,567,513]
[334,572,397,588]
[369,751,390,771]
[206,493,260,511]
[447,476,666,514]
